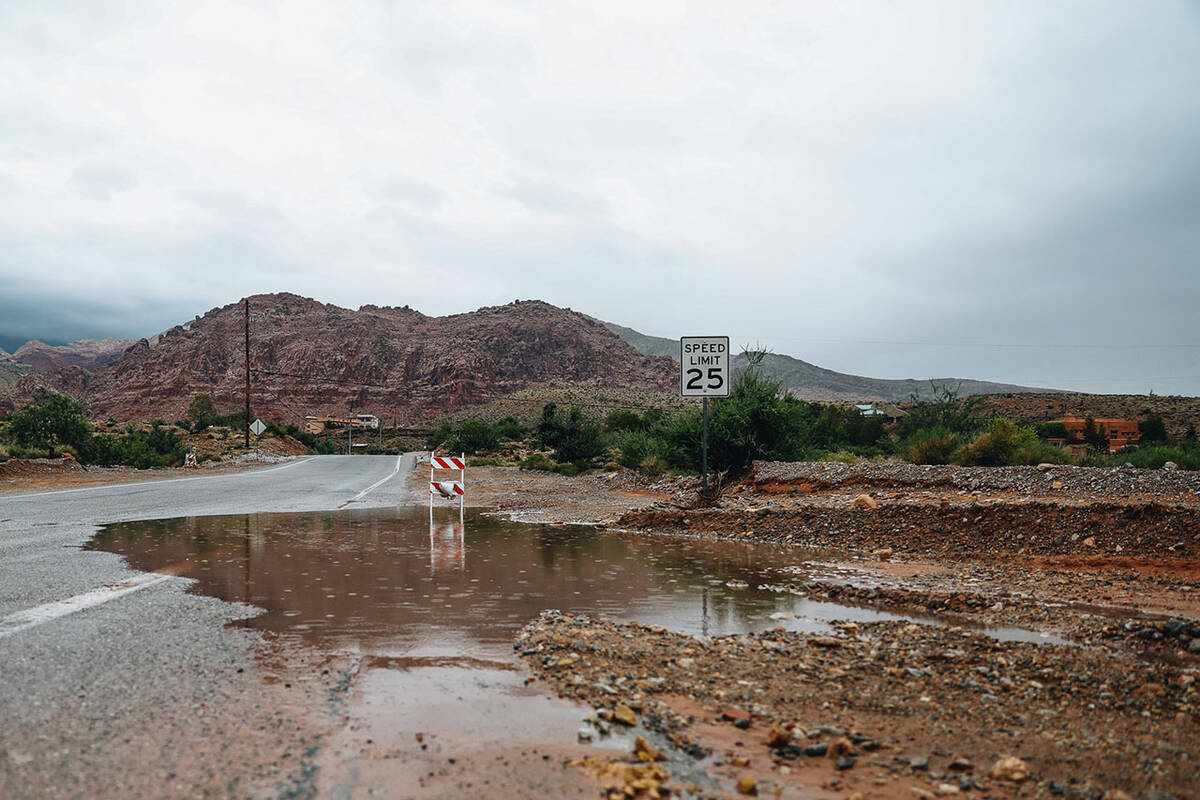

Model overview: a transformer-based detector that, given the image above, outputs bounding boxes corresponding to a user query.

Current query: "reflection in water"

[429,517,465,574]
[86,507,1057,658]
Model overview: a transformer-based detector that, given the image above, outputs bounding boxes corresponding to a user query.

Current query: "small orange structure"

[1046,418,1140,452]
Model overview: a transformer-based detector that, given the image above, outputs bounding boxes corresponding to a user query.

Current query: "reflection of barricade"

[429,519,465,572]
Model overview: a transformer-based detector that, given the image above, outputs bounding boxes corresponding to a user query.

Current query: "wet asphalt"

[0,454,418,798]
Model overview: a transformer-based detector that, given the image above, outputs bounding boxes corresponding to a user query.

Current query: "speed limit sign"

[680,336,730,397]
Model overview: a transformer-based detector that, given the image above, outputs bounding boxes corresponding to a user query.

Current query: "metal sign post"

[680,336,730,497]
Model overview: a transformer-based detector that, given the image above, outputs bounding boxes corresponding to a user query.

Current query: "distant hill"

[596,320,1060,402]
[1,294,675,422]
[12,338,136,372]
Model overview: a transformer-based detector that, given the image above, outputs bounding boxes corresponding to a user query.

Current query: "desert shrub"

[610,429,666,469]
[452,420,500,454]
[818,450,861,464]
[468,455,503,467]
[1104,446,1199,471]
[86,422,186,468]
[953,418,1040,466]
[898,384,985,438]
[553,422,606,463]
[519,453,558,472]
[425,423,455,450]
[901,427,961,465]
[638,455,667,476]
[1034,422,1069,441]
[533,404,606,464]
[604,409,646,433]
[494,416,526,442]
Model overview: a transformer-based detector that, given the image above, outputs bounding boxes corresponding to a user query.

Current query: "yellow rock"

[613,704,637,726]
[736,775,758,795]
[990,755,1030,782]
[852,493,878,509]
[634,735,665,763]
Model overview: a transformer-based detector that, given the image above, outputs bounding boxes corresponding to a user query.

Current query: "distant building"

[1046,417,1140,452]
[304,414,380,434]
[856,403,907,423]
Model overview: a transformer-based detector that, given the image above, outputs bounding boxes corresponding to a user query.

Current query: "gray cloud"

[0,1,1197,394]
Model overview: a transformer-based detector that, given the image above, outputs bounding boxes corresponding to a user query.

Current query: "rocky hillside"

[598,320,1059,402]
[1,295,675,423]
[12,337,135,372]
[0,350,35,389]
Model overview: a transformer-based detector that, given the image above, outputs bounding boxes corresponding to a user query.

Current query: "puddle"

[86,506,1069,788]
[87,506,1062,650]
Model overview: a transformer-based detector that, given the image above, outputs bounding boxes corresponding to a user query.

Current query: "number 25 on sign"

[680,336,730,397]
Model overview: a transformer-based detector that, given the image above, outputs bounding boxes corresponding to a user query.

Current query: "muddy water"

[87,506,1056,652]
[88,507,1063,796]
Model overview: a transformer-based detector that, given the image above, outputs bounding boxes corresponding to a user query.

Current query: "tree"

[185,393,218,431]
[1138,414,1168,445]
[8,391,92,453]
[1082,417,1108,453]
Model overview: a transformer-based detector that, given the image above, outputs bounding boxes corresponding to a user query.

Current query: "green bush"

[8,391,91,454]
[553,422,606,463]
[84,422,186,468]
[494,416,527,442]
[453,420,500,454]
[425,423,455,450]
[610,429,666,469]
[605,409,646,433]
[1034,422,1069,441]
[901,427,960,465]
[898,384,984,438]
[519,453,558,472]
[1101,446,1199,470]
[953,418,1041,466]
[638,455,666,476]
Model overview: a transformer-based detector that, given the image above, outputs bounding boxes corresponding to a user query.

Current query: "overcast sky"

[2,1,1198,394]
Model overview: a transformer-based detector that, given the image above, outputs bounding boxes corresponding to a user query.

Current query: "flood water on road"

[86,506,1066,795]
[87,506,1056,656]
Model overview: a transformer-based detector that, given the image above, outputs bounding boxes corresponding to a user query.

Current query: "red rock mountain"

[12,338,136,372]
[2,294,675,423]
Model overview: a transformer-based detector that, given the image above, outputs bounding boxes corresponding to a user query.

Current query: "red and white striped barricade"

[429,452,466,517]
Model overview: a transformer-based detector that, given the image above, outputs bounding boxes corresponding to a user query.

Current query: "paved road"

[0,455,420,798]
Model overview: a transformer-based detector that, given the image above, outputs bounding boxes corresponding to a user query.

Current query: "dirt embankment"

[619,461,1200,562]
[517,611,1198,800]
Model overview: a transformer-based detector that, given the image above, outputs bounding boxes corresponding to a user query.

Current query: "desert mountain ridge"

[594,319,1060,402]
[0,293,1065,422]
[0,294,675,422]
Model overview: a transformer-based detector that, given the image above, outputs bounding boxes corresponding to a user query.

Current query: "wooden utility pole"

[244,298,250,448]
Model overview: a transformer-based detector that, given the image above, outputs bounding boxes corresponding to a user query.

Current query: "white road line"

[0,573,173,640]
[341,453,406,507]
[0,457,317,501]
